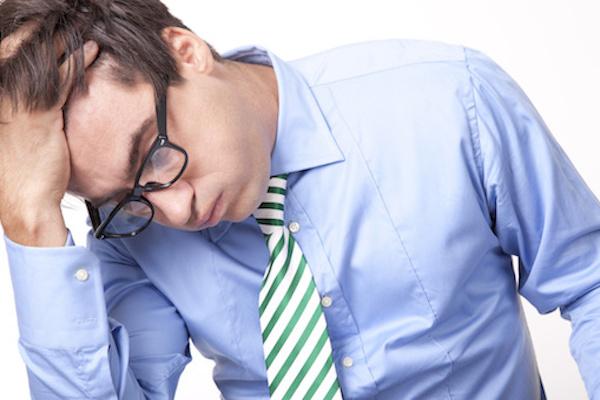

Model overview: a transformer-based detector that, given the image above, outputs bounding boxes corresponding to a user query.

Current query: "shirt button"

[288,221,301,233]
[321,295,333,308]
[74,268,89,282]
[342,356,354,368]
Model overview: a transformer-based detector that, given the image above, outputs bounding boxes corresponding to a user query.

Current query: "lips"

[196,193,223,228]
[195,202,216,226]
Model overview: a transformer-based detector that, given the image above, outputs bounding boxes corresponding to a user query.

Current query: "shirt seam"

[310,59,466,89]
[461,46,497,234]
[324,85,456,400]
[208,241,252,378]
[130,353,192,389]
[461,46,487,205]
[285,182,381,396]
[461,46,518,232]
[17,337,114,399]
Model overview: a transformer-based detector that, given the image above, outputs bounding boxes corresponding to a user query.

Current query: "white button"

[74,268,89,282]
[342,356,353,368]
[321,296,333,308]
[288,221,301,233]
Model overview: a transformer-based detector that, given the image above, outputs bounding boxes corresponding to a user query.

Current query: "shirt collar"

[220,44,345,176]
[204,45,345,242]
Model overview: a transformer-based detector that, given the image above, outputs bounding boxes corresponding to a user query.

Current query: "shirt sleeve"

[463,46,600,398]
[4,228,191,399]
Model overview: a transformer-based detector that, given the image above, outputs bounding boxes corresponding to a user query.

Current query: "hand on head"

[0,32,99,246]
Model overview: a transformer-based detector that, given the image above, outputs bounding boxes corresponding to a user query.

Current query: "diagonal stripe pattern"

[252,173,343,400]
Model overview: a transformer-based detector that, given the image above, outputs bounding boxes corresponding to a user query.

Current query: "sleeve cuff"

[4,229,110,348]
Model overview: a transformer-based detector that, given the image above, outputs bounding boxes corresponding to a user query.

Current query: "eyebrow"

[89,116,155,208]
[127,117,155,180]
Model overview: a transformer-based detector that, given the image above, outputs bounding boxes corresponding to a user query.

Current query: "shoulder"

[288,38,471,87]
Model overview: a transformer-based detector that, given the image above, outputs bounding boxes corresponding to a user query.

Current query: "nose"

[144,179,194,227]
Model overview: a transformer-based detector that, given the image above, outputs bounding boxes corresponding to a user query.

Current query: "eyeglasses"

[84,93,188,240]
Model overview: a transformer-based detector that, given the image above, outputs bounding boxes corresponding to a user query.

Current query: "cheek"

[227,156,272,221]
[168,115,271,219]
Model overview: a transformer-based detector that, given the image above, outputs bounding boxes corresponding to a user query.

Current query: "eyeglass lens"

[103,199,153,235]
[102,146,186,235]
[140,146,187,187]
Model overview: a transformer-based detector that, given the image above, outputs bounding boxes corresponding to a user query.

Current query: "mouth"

[196,192,224,229]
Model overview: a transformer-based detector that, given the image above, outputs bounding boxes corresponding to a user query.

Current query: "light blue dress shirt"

[5,38,600,399]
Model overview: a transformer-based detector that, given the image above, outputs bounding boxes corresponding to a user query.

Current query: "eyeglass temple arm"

[85,200,101,232]
[81,94,166,236]
[156,93,167,138]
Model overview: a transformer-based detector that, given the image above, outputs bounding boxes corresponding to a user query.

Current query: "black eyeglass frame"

[84,93,188,240]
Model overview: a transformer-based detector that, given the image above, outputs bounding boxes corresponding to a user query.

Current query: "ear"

[160,27,214,75]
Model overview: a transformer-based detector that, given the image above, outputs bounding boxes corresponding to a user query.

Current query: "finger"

[57,40,99,105]
[58,40,99,98]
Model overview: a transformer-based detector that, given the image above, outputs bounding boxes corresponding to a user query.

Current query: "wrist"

[1,206,67,247]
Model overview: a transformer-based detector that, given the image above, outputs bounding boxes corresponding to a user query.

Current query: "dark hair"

[0,0,223,113]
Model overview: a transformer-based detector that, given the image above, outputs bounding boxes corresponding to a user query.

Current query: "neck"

[228,60,279,155]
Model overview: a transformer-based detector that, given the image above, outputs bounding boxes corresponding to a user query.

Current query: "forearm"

[4,231,145,399]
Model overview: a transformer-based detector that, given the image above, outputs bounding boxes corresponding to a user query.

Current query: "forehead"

[65,65,155,200]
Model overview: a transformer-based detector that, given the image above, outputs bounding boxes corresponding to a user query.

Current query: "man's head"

[0,0,279,232]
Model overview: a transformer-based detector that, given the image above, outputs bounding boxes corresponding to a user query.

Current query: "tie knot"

[253,174,289,236]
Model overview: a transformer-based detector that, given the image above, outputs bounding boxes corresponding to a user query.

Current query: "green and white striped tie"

[253,173,343,400]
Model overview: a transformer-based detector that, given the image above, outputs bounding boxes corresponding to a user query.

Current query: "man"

[1,0,599,399]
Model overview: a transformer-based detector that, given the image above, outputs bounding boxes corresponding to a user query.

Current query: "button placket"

[288,221,301,233]
[284,185,379,397]
[321,295,333,308]
[283,197,352,342]
[342,356,354,368]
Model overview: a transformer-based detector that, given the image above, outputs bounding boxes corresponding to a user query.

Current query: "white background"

[1,0,599,398]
